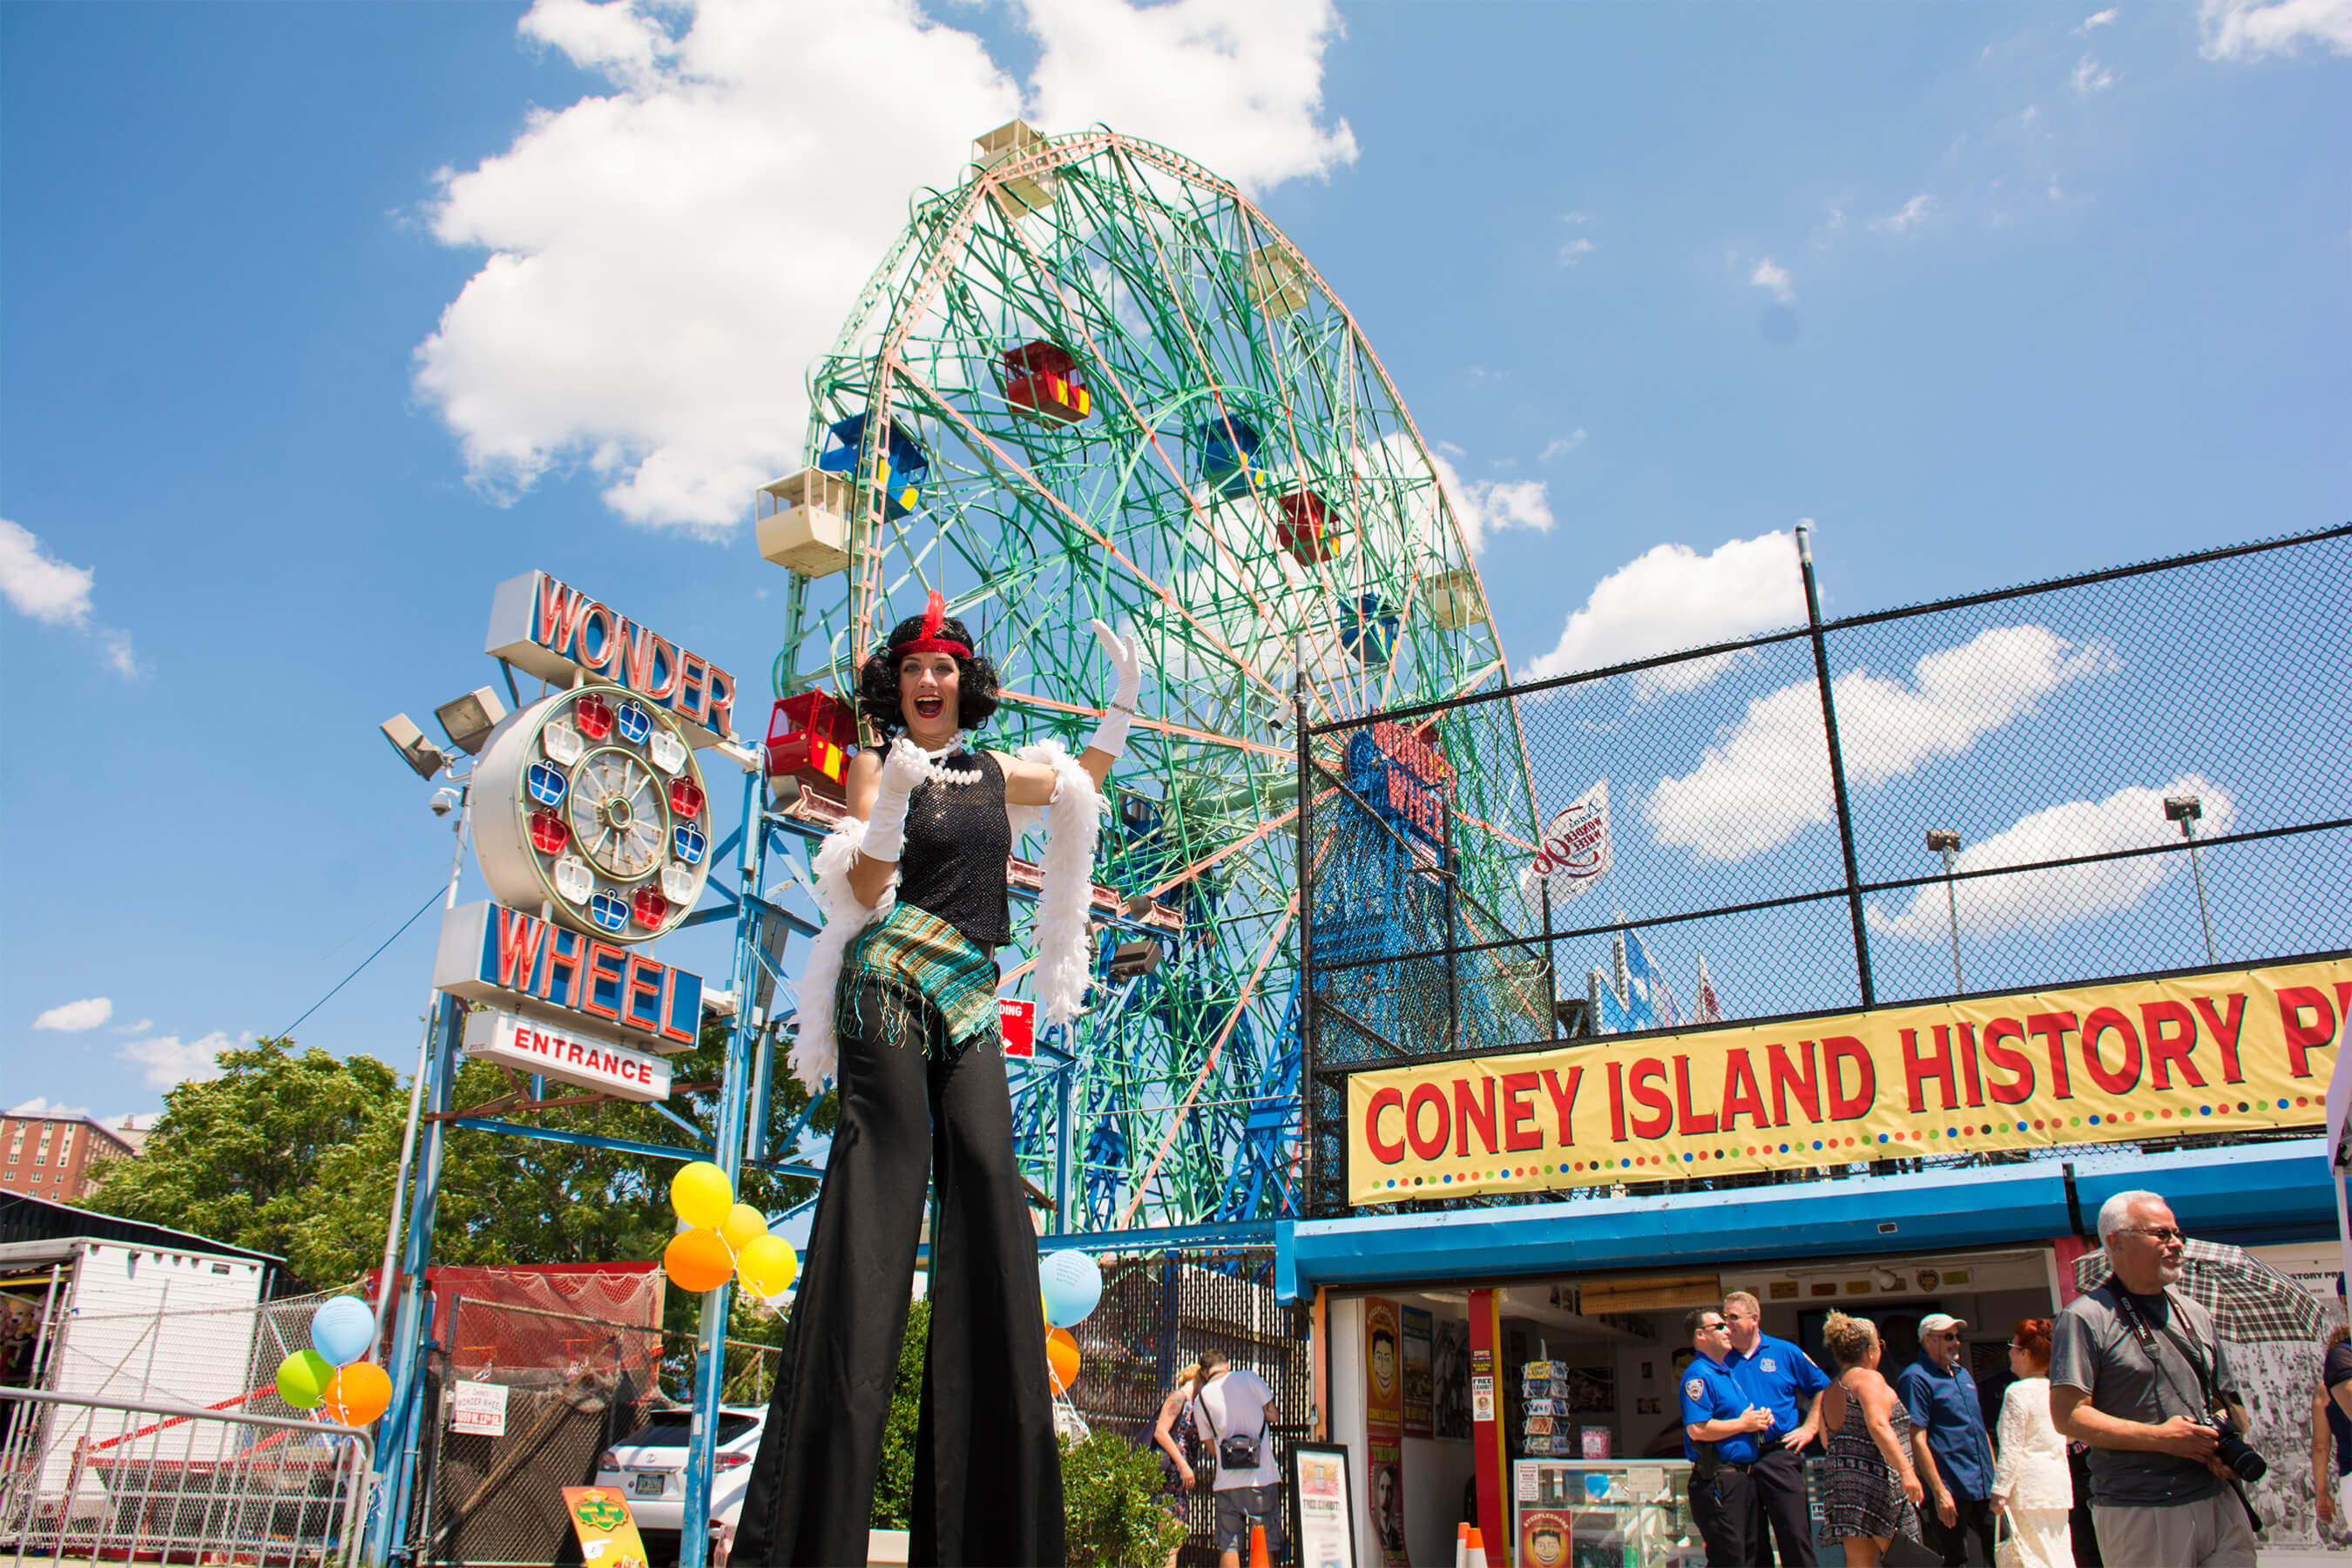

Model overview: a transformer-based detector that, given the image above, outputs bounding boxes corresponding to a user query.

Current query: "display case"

[1510,1459,1702,1568]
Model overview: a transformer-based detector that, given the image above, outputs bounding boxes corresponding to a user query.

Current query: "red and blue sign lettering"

[434,901,702,1049]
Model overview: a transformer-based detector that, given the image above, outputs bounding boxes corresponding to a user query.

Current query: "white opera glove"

[861,738,930,862]
[1085,618,1143,759]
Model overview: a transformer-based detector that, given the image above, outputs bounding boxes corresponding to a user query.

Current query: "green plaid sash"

[836,902,1001,1061]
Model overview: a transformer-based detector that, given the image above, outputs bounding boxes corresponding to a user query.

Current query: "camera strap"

[2105,1284,2213,1417]
[2105,1284,2262,1535]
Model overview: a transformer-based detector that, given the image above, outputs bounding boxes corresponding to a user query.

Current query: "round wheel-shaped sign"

[470,683,713,941]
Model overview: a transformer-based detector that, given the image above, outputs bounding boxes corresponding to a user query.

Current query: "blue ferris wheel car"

[616,701,653,745]
[672,821,707,867]
[525,760,569,808]
[588,889,632,935]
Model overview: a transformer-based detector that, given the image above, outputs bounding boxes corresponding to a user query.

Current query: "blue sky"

[3,0,2345,1125]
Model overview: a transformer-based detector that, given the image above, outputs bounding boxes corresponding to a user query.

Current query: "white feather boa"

[788,741,1105,1091]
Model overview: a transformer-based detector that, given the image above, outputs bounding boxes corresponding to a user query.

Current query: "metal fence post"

[1795,525,1875,1006]
[374,990,459,1566]
[1294,645,1319,1216]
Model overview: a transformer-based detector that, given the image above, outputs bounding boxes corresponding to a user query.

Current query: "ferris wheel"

[755,125,1540,1230]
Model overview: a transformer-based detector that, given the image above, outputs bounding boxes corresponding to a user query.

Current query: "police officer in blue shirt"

[1683,1305,1774,1567]
[1725,1289,1833,1565]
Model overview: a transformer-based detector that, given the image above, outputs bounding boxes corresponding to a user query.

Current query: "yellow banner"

[1345,960,2349,1206]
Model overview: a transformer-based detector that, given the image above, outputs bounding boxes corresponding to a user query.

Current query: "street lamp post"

[2166,795,2218,965]
[1926,830,1963,994]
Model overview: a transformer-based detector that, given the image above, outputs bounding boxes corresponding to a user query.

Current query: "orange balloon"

[1046,1326,1079,1394]
[666,1228,735,1293]
[322,1361,393,1426]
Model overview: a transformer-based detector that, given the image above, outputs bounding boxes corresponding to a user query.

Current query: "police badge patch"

[1761,1357,1777,1374]
[1685,1378,1706,1401]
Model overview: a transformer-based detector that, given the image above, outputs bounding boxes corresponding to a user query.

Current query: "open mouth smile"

[913,696,945,719]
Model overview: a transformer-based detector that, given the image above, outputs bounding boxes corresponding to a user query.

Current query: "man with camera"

[1190,1350,1283,1568]
[2051,1189,2259,1566]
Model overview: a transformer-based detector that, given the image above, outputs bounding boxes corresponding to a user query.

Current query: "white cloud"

[9,1097,93,1118]
[1524,531,1805,686]
[1868,775,2233,940]
[1559,210,1592,225]
[1869,194,1936,233]
[1559,238,1596,265]
[113,1018,153,1035]
[33,997,112,1033]
[2200,0,2352,54]
[1646,625,2120,862]
[1749,258,1794,304]
[1423,448,1554,555]
[2078,7,2122,30]
[415,0,1356,536]
[1024,0,1357,188]
[2072,53,2118,89]
[0,518,143,675]
[118,1032,237,1092]
[0,520,96,625]
[1539,430,1588,461]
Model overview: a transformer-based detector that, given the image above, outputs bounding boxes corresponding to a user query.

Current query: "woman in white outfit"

[1990,1318,2073,1568]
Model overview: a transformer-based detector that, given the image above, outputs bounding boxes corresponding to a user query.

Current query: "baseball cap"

[1918,1314,1968,1338]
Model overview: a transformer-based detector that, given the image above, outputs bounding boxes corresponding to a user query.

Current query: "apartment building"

[0,1112,137,1202]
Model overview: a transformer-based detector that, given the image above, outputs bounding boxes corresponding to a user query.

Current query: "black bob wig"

[857,613,1001,740]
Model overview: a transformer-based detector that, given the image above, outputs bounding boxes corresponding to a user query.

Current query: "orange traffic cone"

[1455,1521,1470,1568]
[1464,1525,1489,1568]
[1248,1523,1271,1568]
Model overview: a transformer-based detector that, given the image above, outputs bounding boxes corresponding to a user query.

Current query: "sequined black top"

[895,749,1012,951]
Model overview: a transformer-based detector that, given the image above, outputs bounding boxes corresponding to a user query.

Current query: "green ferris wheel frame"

[767,125,1543,1231]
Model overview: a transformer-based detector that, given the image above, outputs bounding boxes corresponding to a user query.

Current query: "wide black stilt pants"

[732,979,1063,1567]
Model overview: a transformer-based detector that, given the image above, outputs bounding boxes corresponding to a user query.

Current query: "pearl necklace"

[912,734,982,787]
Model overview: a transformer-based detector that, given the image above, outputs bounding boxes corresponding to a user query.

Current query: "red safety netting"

[368,1263,663,1376]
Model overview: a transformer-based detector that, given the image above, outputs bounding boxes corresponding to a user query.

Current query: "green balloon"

[277,1349,335,1410]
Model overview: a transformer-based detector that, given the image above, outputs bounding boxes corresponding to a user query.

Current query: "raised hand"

[878,735,932,796]
[1090,618,1142,710]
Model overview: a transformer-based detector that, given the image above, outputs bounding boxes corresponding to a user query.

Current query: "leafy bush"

[1060,1427,1189,1568]
[869,1298,929,1530]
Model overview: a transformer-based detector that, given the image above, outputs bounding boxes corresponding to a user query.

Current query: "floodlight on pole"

[2165,795,2218,965]
[1926,829,1963,994]
[434,686,510,756]
[380,714,450,781]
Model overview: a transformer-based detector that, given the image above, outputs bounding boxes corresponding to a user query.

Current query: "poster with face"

[1519,1509,1573,1568]
[1365,1298,1407,1567]
[1402,1307,1434,1437]
[1366,1298,1402,1429]
[1434,1318,1471,1439]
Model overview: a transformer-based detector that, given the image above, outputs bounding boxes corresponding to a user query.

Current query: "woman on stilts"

[733,595,1139,1566]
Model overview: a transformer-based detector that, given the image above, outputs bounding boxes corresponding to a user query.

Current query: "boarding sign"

[463,1009,673,1103]
[1344,959,2349,1205]
[485,570,738,748]
[450,1379,510,1437]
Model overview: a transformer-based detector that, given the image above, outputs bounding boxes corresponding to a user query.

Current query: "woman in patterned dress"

[1818,1311,1933,1567]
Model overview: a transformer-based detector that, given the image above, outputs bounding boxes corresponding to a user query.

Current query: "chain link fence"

[1060,1249,1311,1568]
[1302,523,2352,1214]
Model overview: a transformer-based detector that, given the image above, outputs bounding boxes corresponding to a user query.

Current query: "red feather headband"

[890,591,972,658]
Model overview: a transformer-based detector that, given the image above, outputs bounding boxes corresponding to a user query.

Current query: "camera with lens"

[2205,1411,2267,1483]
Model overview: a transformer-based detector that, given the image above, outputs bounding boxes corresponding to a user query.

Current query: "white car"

[593,1404,767,1536]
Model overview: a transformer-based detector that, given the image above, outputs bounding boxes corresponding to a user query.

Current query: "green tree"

[82,1014,831,1302]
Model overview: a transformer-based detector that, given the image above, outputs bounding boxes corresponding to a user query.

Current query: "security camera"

[429,788,462,818]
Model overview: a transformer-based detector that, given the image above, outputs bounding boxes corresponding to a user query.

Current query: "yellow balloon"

[670,1161,733,1231]
[720,1203,768,1254]
[738,1233,800,1300]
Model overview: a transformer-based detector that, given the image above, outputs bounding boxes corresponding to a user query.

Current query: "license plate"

[633,1472,667,1497]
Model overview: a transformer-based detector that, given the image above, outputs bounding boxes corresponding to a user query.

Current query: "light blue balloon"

[1039,1250,1103,1328]
[311,1296,377,1367]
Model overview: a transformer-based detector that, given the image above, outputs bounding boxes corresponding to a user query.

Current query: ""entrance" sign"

[463,1009,674,1103]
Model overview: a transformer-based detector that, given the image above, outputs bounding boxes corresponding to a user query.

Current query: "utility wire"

[276,883,447,1040]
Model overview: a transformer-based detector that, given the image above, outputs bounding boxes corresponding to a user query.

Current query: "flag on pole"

[1624,927,1679,1030]
[1693,956,1723,1024]
[1519,780,1611,920]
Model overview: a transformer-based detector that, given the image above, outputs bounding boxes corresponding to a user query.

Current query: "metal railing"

[0,1387,372,1567]
[1300,522,2352,1214]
